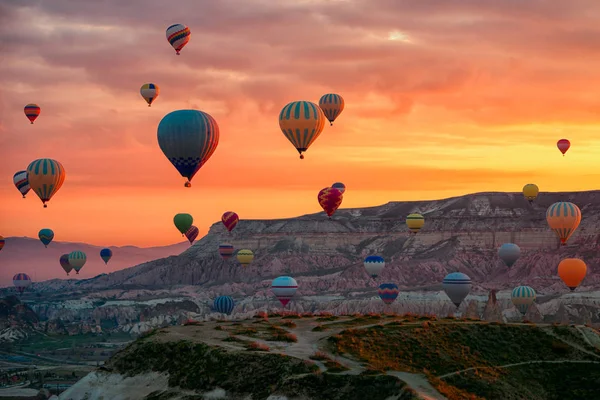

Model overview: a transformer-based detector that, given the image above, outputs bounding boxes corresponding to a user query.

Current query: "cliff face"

[54,191,600,294]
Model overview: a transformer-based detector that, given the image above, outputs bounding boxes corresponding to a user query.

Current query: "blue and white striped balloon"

[511,286,536,316]
[442,272,472,308]
[271,276,298,307]
[13,171,30,198]
[213,295,235,315]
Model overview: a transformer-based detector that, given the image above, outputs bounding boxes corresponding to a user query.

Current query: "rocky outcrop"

[482,290,504,322]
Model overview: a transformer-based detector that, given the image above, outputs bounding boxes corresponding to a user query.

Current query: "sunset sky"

[2,0,600,247]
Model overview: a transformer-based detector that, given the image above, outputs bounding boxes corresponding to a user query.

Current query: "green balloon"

[174,213,193,235]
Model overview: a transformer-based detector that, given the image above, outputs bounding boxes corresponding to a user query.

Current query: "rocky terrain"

[2,190,600,338]
[60,312,600,400]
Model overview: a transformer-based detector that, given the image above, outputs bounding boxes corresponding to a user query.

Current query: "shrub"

[246,342,270,352]
[279,321,297,328]
[312,325,328,332]
[310,351,331,361]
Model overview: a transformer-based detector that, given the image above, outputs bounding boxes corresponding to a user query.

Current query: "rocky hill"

[60,312,600,400]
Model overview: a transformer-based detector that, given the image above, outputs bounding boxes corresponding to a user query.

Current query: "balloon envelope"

[174,214,193,235]
[13,273,32,294]
[166,23,191,54]
[100,248,113,264]
[319,94,345,125]
[213,296,235,315]
[236,249,254,267]
[222,212,239,232]
[558,258,587,291]
[378,283,399,305]
[60,254,73,275]
[442,272,472,308]
[364,256,385,278]
[38,228,54,248]
[13,171,30,198]
[522,184,539,202]
[279,101,326,159]
[498,243,520,268]
[157,110,219,187]
[219,243,234,260]
[546,202,581,245]
[24,104,40,124]
[140,83,160,106]
[271,276,298,306]
[27,159,66,208]
[406,213,425,234]
[331,182,346,194]
[557,139,570,155]
[185,225,199,244]
[0,236,4,252]
[68,251,87,273]
[318,187,343,217]
[511,286,536,316]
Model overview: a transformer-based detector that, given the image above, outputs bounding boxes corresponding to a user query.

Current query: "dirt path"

[438,360,600,379]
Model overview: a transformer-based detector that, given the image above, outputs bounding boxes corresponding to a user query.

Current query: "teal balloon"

[157,110,220,187]
[38,228,54,248]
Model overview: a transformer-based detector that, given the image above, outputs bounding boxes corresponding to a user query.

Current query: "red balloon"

[318,187,343,218]
[221,211,239,232]
[557,139,570,156]
[185,226,199,244]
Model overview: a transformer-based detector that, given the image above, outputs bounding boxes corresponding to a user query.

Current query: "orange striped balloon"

[279,101,326,159]
[26,159,66,208]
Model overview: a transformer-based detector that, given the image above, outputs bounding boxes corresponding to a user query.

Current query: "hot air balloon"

[557,139,570,156]
[38,229,54,248]
[222,212,239,232]
[498,243,520,268]
[26,159,66,208]
[279,101,326,159]
[140,83,160,107]
[271,276,298,307]
[236,249,254,267]
[378,283,399,305]
[511,286,536,316]
[364,256,385,278]
[68,251,87,274]
[319,94,345,126]
[213,296,235,315]
[406,213,425,234]
[219,243,234,260]
[318,187,343,218]
[100,248,113,264]
[0,236,4,252]
[332,182,346,194]
[522,184,539,203]
[166,23,191,55]
[157,110,219,187]
[558,258,587,291]
[24,104,40,124]
[174,214,193,236]
[60,254,73,275]
[13,171,30,198]
[546,202,581,245]
[13,273,32,295]
[442,272,472,308]
[185,225,199,244]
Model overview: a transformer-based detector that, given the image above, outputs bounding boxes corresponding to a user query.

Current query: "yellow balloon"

[279,101,326,159]
[236,249,254,267]
[26,158,66,208]
[406,213,424,234]
[522,184,539,202]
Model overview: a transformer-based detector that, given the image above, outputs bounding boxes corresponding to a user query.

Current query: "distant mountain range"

[0,237,188,286]
[22,190,600,296]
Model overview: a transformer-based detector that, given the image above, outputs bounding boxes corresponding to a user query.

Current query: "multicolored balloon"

[166,23,191,55]
[522,184,539,203]
[60,254,73,275]
[219,243,234,260]
[557,139,570,156]
[68,251,87,274]
[319,94,345,126]
[185,225,199,244]
[140,83,160,107]
[332,182,346,194]
[236,249,254,267]
[546,202,581,245]
[100,248,113,264]
[318,187,343,218]
[0,235,4,252]
[279,101,326,159]
[221,212,239,232]
[378,283,399,305]
[364,256,385,278]
[157,110,220,187]
[511,286,536,316]
[13,273,32,295]
[38,228,54,248]
[442,272,472,308]
[24,104,40,124]
[498,243,520,268]
[213,296,235,315]
[26,159,66,208]
[558,258,587,291]
[271,276,298,307]
[406,213,425,234]
[13,171,30,198]
[174,213,194,236]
